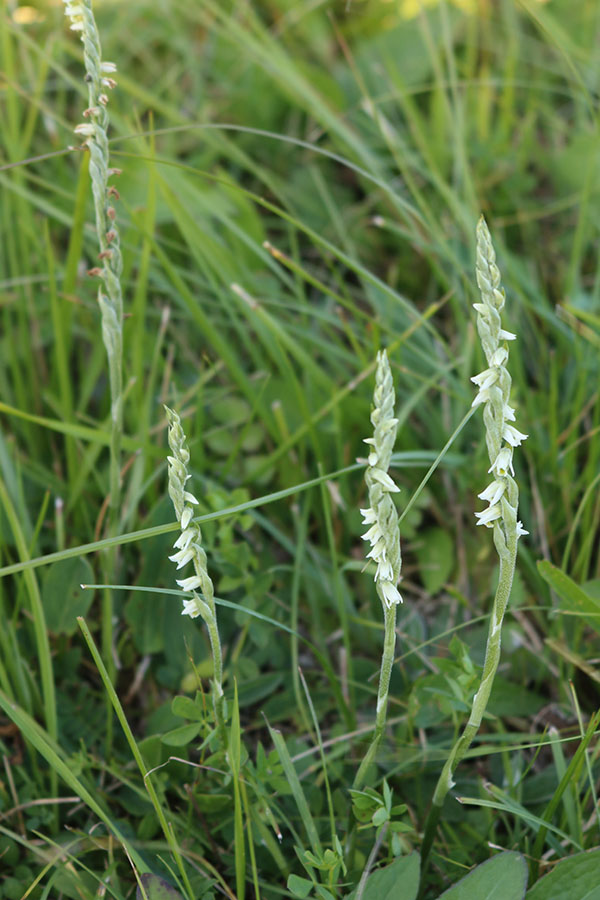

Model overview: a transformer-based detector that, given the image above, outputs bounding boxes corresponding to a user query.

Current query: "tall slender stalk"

[353,351,403,791]
[421,217,528,870]
[62,0,123,516]
[62,0,124,705]
[165,407,227,747]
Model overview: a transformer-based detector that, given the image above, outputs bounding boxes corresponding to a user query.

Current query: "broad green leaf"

[438,852,528,899]
[42,557,94,635]
[136,874,184,900]
[171,695,204,721]
[538,561,600,636]
[287,874,313,898]
[160,723,202,747]
[416,527,454,595]
[346,852,420,900]
[525,849,600,899]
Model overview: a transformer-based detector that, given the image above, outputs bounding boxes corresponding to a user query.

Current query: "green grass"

[1,0,600,898]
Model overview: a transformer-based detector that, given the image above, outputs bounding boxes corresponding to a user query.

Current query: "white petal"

[472,303,487,314]
[361,523,381,544]
[180,506,193,529]
[371,469,400,492]
[490,347,508,367]
[516,520,529,537]
[503,424,528,447]
[471,368,498,390]
[169,547,195,569]
[366,538,387,560]
[173,528,194,550]
[182,597,202,618]
[100,61,117,73]
[477,480,506,506]
[489,447,514,477]
[183,491,199,505]
[379,581,403,607]
[499,329,517,340]
[176,575,203,592]
[503,403,516,422]
[360,507,376,524]
[474,504,502,527]
[375,560,394,581]
[368,450,378,466]
[74,123,94,136]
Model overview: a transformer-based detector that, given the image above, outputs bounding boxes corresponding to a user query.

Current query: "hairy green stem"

[353,602,397,790]
[421,537,516,865]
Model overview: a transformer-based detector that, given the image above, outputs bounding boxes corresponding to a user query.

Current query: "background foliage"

[1,0,599,898]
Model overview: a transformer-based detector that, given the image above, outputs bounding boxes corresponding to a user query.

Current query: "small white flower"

[516,521,529,537]
[100,61,117,73]
[74,123,95,136]
[472,303,487,314]
[375,560,394,582]
[368,450,378,466]
[471,367,498,391]
[478,480,506,506]
[367,538,387,561]
[176,575,203,592]
[182,597,202,618]
[360,507,376,524]
[173,527,194,550]
[474,504,502,527]
[380,581,403,607]
[180,506,193,529]
[503,424,528,447]
[503,403,516,422]
[69,21,84,31]
[183,491,199,505]
[362,523,381,544]
[499,329,517,340]
[490,347,508,367]
[489,447,514,477]
[370,469,400,492]
[169,547,195,570]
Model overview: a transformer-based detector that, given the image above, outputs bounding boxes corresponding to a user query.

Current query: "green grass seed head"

[361,350,403,608]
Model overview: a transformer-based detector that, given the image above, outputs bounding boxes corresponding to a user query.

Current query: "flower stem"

[353,602,398,790]
[421,217,526,879]
[421,497,518,871]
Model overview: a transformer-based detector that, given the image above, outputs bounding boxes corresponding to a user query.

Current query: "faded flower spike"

[472,216,528,537]
[62,0,124,531]
[361,351,402,607]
